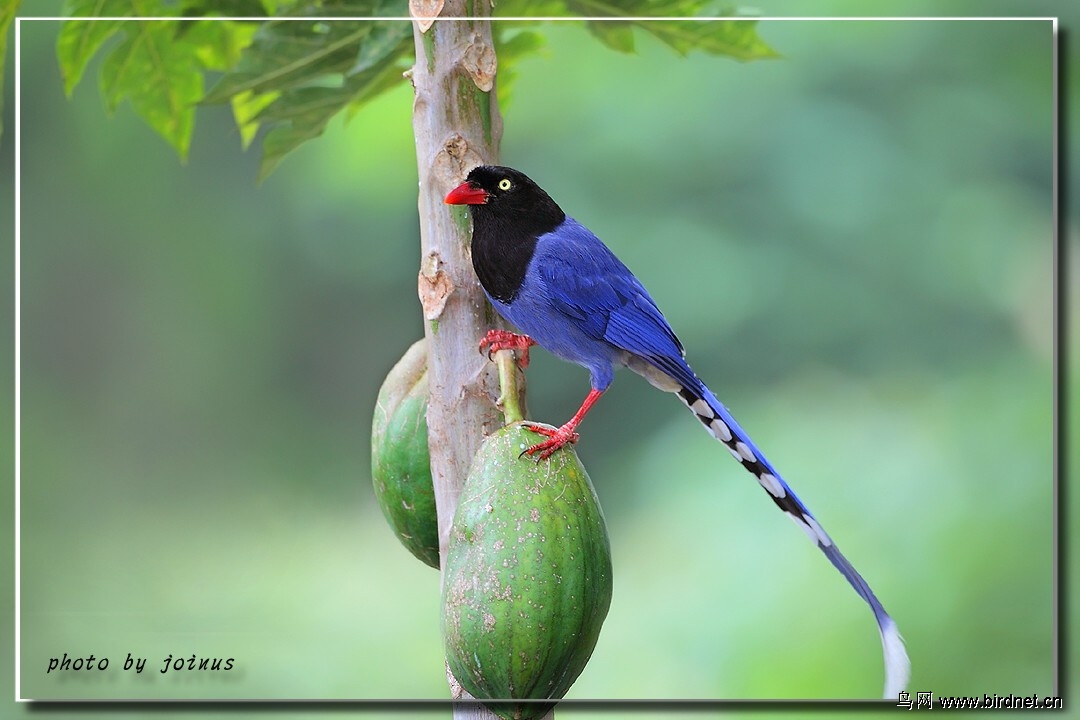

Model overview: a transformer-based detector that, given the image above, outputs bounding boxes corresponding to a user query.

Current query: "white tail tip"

[881,617,911,699]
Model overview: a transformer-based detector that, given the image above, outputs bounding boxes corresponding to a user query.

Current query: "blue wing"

[527,218,694,386]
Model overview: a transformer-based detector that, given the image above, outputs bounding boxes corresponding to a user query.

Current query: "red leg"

[522,388,605,460]
[479,329,537,368]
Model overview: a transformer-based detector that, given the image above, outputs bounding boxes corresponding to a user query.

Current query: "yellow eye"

[498,178,512,191]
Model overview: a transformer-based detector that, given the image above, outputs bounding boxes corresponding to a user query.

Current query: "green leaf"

[0,0,20,137]
[56,0,134,96]
[348,17,410,75]
[584,19,635,53]
[202,4,412,179]
[179,0,272,17]
[256,50,405,181]
[97,19,204,160]
[343,49,408,119]
[201,0,405,104]
[182,19,259,71]
[256,84,350,179]
[53,0,422,175]
[202,17,372,103]
[58,0,207,160]
[256,84,349,124]
[643,18,779,60]
[558,0,779,62]
[230,88,279,149]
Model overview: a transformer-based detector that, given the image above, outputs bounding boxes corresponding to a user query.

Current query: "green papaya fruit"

[371,338,440,569]
[442,422,613,720]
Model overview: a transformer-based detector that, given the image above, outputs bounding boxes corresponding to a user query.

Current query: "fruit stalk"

[493,348,525,425]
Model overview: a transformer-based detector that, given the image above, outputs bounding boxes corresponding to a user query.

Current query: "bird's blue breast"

[486,217,684,392]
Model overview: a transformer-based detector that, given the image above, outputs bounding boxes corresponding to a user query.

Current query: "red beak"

[444,181,489,205]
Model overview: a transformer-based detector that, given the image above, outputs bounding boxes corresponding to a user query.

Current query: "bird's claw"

[479,329,536,369]
[520,422,580,460]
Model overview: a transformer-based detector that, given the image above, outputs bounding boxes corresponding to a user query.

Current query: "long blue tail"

[671,372,910,698]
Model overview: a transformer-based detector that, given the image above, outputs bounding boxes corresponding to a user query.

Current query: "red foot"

[521,422,580,460]
[519,388,604,460]
[479,329,537,369]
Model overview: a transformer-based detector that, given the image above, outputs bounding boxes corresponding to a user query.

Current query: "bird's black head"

[445,165,565,229]
[445,165,566,303]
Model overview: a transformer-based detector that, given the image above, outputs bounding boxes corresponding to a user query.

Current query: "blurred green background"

[2,1,1071,719]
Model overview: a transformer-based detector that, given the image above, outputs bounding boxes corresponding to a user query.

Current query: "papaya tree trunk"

[409,4,541,717]
[409,0,501,584]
